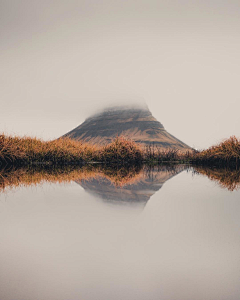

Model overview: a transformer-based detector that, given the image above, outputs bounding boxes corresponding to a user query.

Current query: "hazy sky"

[1,0,240,148]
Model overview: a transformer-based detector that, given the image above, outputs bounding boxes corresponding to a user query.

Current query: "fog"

[1,0,240,148]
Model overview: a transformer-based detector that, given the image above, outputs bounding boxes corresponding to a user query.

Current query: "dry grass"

[100,137,142,163]
[192,136,240,166]
[143,144,193,163]
[143,136,240,166]
[0,134,240,167]
[0,134,142,166]
[0,134,98,164]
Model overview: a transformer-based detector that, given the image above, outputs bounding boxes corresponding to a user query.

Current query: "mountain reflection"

[0,164,184,195]
[0,164,239,195]
[77,165,185,205]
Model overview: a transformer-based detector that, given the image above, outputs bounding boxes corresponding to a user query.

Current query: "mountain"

[63,105,190,150]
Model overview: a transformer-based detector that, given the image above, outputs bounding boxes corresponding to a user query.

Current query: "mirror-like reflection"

[194,166,240,191]
[1,164,240,194]
[0,164,143,193]
[1,164,240,300]
[0,164,186,208]
[77,165,185,206]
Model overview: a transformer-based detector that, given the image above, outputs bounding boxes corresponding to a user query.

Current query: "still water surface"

[0,166,240,300]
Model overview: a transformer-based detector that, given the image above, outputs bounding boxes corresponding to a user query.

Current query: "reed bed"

[0,134,142,166]
[191,136,240,166]
[143,136,240,167]
[142,144,193,163]
[0,134,97,164]
[0,134,240,167]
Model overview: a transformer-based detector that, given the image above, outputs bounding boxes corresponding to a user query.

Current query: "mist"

[1,0,240,148]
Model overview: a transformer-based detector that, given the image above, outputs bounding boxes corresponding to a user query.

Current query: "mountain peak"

[63,105,190,150]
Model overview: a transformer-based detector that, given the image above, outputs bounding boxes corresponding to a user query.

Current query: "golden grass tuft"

[193,136,240,166]
[0,134,98,164]
[100,136,143,163]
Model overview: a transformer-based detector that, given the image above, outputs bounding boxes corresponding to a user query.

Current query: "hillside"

[63,105,190,150]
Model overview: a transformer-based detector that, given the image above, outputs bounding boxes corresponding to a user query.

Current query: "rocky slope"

[63,105,190,150]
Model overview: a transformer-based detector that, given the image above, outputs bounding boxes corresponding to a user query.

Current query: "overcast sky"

[1,0,240,148]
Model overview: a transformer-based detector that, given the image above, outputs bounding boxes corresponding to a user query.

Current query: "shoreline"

[1,134,240,168]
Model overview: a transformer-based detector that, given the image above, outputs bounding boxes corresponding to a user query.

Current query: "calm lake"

[0,165,240,300]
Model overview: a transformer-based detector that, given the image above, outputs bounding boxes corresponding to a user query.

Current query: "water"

[0,165,240,300]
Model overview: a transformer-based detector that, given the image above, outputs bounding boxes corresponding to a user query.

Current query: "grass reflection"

[194,167,240,191]
[0,164,186,193]
[1,163,239,194]
[0,164,144,193]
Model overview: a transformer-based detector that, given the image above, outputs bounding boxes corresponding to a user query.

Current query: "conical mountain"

[63,105,190,150]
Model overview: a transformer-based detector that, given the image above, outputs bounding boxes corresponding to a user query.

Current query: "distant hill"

[63,105,190,150]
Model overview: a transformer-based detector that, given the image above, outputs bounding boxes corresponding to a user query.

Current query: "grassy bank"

[191,136,240,167]
[0,134,240,167]
[144,136,240,167]
[0,134,142,166]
